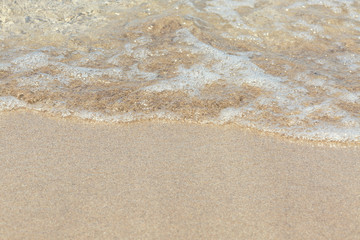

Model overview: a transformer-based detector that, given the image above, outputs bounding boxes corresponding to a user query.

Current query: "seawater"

[0,0,359,143]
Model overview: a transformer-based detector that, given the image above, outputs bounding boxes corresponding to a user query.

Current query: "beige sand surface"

[0,111,360,240]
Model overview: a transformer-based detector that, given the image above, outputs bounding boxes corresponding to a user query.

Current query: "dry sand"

[0,110,360,240]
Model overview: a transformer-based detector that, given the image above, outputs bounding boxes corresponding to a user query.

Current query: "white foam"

[307,0,355,13]
[79,51,105,65]
[55,63,105,83]
[72,109,179,123]
[174,29,286,90]
[337,53,360,71]
[0,96,27,110]
[17,73,54,89]
[292,31,315,41]
[144,64,220,94]
[1,0,359,143]
[126,64,158,81]
[204,0,255,30]
[11,52,49,73]
[217,107,248,123]
[0,63,11,71]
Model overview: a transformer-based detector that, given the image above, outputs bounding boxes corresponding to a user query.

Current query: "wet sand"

[1,110,360,240]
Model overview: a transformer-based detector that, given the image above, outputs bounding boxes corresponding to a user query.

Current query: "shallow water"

[0,0,359,142]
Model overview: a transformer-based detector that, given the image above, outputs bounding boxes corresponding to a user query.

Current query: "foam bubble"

[11,52,49,73]
[0,96,27,110]
[205,0,256,30]
[337,54,360,71]
[1,0,360,143]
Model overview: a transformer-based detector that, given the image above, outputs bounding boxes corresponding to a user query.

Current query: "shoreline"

[1,110,360,239]
[1,108,359,147]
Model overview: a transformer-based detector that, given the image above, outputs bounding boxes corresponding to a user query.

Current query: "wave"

[1,0,359,143]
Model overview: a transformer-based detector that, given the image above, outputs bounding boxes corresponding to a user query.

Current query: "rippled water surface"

[1,0,359,142]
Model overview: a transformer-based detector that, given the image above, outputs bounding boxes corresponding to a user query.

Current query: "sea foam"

[1,0,359,143]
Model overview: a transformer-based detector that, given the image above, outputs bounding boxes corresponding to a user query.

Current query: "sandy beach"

[1,0,360,239]
[0,110,360,239]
